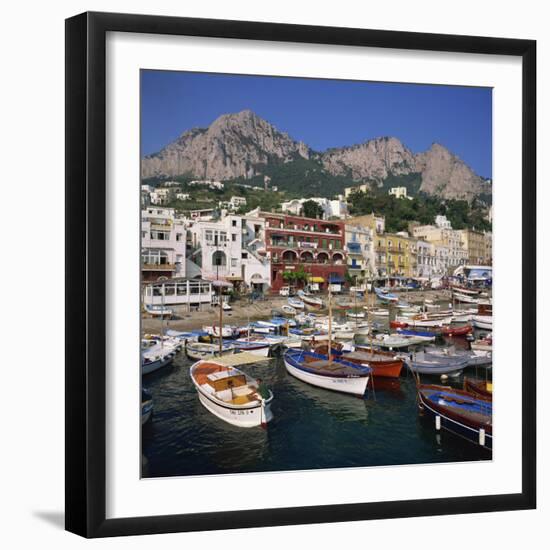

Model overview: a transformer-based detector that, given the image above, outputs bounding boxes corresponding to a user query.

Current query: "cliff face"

[142,110,489,200]
[141,110,311,180]
[414,143,490,200]
[320,137,417,181]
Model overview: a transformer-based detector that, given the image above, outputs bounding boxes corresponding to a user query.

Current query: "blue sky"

[141,70,492,178]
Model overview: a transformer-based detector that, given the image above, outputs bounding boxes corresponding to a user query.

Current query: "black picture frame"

[65,11,536,538]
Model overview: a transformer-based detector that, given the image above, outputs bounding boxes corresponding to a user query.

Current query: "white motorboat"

[297,290,324,309]
[189,360,274,428]
[346,311,366,319]
[288,297,305,310]
[472,315,493,330]
[144,304,174,318]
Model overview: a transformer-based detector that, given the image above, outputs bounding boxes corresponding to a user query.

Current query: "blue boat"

[417,384,492,450]
[397,327,440,339]
[374,287,399,303]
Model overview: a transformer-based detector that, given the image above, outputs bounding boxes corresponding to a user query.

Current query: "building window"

[232,220,237,227]
[232,234,237,242]
[231,258,238,267]
[212,250,226,266]
[241,252,248,259]
[205,230,213,242]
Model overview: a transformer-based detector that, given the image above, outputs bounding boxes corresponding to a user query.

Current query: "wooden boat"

[404,350,468,375]
[471,336,492,353]
[144,304,173,319]
[341,346,404,378]
[202,324,238,338]
[397,327,441,340]
[288,297,305,310]
[374,333,431,349]
[186,341,235,361]
[289,327,329,342]
[281,304,297,316]
[368,308,389,316]
[417,384,492,449]
[374,288,399,303]
[346,311,366,319]
[189,361,274,428]
[472,315,493,330]
[283,349,371,396]
[464,377,493,399]
[141,346,175,375]
[297,291,324,309]
[141,389,153,425]
[440,324,473,336]
[228,338,271,357]
[452,292,480,304]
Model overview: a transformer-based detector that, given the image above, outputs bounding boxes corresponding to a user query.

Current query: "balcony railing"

[142,263,176,271]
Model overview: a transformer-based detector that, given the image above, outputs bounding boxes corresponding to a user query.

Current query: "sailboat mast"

[328,282,332,362]
[219,281,223,356]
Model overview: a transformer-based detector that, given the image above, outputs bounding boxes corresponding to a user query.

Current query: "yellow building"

[347,213,385,235]
[374,232,417,277]
[458,229,486,265]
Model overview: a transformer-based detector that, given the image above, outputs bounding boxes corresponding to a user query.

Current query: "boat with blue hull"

[417,384,492,450]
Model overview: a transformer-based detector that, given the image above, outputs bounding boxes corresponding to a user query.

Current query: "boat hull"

[283,357,369,396]
[190,362,274,428]
[195,390,273,428]
[472,316,493,330]
[141,353,174,375]
[418,386,492,450]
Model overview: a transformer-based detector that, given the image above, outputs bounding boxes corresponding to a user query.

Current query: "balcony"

[142,263,176,272]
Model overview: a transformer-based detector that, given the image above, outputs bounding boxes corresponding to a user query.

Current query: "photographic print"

[139,70,493,479]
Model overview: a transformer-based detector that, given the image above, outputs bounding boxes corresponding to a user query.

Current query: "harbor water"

[142,332,491,478]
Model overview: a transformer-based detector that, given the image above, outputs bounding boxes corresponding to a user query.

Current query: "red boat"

[464,378,493,399]
[441,324,473,336]
[390,320,408,329]
[345,346,404,378]
[314,343,403,378]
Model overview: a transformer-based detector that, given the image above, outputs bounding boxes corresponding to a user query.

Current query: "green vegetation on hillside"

[348,190,491,233]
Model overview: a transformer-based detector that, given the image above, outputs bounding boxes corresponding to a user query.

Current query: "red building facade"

[261,212,347,292]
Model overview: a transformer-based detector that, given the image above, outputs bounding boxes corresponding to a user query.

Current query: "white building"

[412,216,467,271]
[141,207,186,282]
[189,179,224,190]
[150,187,175,205]
[345,224,375,279]
[176,192,190,201]
[280,197,348,220]
[188,213,270,293]
[143,278,213,311]
[416,240,435,278]
[389,187,412,200]
[229,196,247,209]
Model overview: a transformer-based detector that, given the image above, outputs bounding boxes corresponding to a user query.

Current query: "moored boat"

[189,360,274,428]
[283,349,371,396]
[141,346,175,375]
[341,346,404,378]
[404,350,468,375]
[440,324,473,336]
[141,388,153,425]
[281,304,297,316]
[297,290,324,309]
[144,304,174,318]
[186,341,235,361]
[472,315,493,330]
[288,297,305,310]
[417,384,492,449]
[464,377,493,399]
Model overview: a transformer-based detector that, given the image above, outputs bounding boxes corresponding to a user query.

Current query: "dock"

[211,351,272,367]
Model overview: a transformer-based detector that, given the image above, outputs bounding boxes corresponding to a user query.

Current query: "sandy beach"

[141,289,454,334]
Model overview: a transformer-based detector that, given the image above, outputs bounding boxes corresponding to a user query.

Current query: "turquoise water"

[141,346,491,478]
